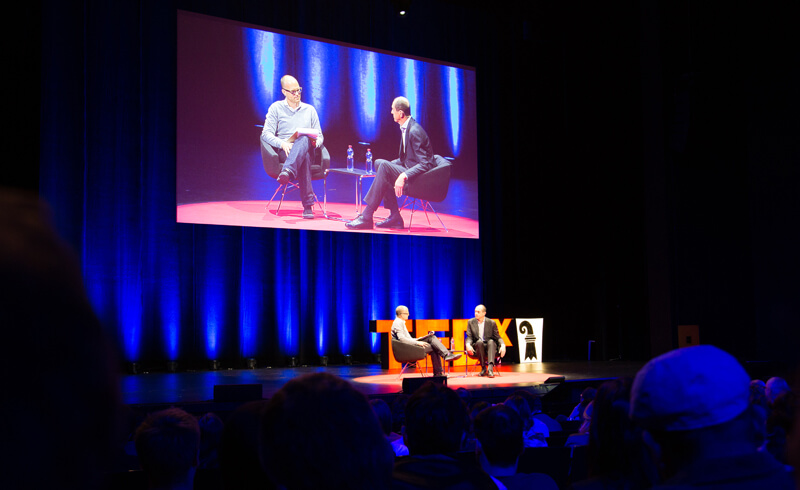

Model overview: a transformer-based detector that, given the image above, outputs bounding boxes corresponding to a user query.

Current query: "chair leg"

[397,361,415,380]
[266,184,285,209]
[423,200,448,232]
[407,199,448,232]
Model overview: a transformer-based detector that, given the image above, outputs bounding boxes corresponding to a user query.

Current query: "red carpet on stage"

[352,370,559,392]
[177,201,480,238]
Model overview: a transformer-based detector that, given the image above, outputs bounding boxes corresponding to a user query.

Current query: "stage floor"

[120,360,644,408]
[176,200,480,238]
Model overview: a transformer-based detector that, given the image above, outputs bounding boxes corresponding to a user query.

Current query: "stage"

[120,360,645,415]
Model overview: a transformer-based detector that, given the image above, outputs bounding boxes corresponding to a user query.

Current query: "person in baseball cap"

[629,345,794,489]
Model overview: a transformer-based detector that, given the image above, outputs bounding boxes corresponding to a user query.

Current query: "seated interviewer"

[391,305,461,376]
[260,74,324,219]
[466,305,506,378]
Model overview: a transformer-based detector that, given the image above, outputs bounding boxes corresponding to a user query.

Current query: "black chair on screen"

[260,132,330,212]
[401,154,452,232]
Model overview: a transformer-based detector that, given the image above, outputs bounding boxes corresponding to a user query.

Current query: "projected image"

[177,11,479,238]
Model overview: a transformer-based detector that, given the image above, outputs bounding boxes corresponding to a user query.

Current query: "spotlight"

[391,0,412,17]
[288,356,298,367]
[343,355,353,365]
[247,358,257,369]
[320,356,329,366]
[166,361,178,373]
[210,360,221,371]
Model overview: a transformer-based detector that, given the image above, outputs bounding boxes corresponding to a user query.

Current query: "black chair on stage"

[463,331,502,377]
[391,337,429,380]
[401,154,452,232]
[259,132,330,212]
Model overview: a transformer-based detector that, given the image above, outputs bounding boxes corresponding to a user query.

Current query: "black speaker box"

[213,383,263,402]
[402,375,447,394]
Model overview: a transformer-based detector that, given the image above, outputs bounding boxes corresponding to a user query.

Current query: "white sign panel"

[515,318,543,363]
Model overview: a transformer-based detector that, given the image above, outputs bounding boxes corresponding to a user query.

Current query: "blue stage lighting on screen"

[352,50,379,141]
[247,29,282,113]
[305,39,334,121]
[402,59,419,123]
[446,66,462,156]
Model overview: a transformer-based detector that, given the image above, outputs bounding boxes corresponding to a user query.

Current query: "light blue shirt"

[262,100,324,149]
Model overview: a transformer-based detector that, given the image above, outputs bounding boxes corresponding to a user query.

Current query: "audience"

[198,412,224,470]
[766,390,797,465]
[134,407,201,490]
[474,405,558,490]
[564,387,596,422]
[1,188,123,490]
[629,344,795,489]
[571,377,657,489]
[565,401,593,447]
[767,377,792,406]
[259,372,394,490]
[529,394,562,433]
[504,394,548,447]
[372,398,410,456]
[393,382,497,489]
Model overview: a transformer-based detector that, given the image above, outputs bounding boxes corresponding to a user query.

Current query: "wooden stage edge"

[120,360,646,414]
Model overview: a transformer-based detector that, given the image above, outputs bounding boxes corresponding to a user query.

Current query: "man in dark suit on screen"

[346,96,436,230]
[466,305,506,378]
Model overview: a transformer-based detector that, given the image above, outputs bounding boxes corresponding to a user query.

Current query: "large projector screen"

[177,11,479,238]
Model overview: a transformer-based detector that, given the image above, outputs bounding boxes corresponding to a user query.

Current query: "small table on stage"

[323,167,376,221]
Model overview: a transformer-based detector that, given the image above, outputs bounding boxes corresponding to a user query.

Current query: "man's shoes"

[487,365,495,378]
[376,214,405,229]
[480,367,487,377]
[434,371,444,377]
[345,214,373,230]
[277,171,291,185]
[302,205,314,219]
[444,353,462,362]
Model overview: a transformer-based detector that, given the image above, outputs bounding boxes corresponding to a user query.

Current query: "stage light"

[320,356,328,366]
[246,358,257,369]
[210,360,221,370]
[391,0,412,17]
[343,355,352,365]
[166,361,178,373]
[288,356,298,367]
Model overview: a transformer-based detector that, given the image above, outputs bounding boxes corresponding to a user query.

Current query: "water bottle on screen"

[365,148,373,174]
[346,145,354,171]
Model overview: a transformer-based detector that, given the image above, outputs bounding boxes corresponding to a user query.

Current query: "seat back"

[391,338,427,363]
[405,155,452,202]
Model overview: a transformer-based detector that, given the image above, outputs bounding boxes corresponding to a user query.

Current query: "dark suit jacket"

[465,317,504,350]
[399,118,435,180]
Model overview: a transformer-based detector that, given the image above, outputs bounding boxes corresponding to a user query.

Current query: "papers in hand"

[287,128,319,142]
[415,332,435,342]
